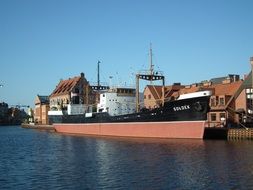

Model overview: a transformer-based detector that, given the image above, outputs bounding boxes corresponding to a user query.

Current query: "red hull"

[54,121,206,139]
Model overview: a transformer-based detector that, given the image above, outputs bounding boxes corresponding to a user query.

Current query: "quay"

[204,127,253,140]
[21,123,55,132]
[227,128,253,140]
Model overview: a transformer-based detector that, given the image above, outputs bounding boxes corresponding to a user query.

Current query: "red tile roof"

[145,80,243,100]
[50,76,81,97]
[146,85,163,100]
[177,81,243,96]
[210,81,243,96]
[145,85,184,99]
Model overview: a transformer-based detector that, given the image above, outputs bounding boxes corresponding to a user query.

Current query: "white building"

[97,87,136,116]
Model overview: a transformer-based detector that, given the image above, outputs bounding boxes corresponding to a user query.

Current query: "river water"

[0,126,253,190]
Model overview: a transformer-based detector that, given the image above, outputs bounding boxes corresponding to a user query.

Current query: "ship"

[52,89,211,139]
[50,46,212,139]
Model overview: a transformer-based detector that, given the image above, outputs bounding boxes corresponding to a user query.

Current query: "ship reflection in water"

[1,126,253,190]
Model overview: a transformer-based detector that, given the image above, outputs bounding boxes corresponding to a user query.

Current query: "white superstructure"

[177,90,212,100]
[97,87,136,116]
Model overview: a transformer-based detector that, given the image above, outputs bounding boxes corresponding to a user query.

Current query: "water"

[0,126,253,190]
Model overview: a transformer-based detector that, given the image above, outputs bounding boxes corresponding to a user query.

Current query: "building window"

[219,97,225,106]
[148,95,151,99]
[74,88,79,93]
[220,113,226,120]
[144,95,146,99]
[211,113,216,121]
[211,98,215,107]
[246,88,253,94]
[247,98,253,114]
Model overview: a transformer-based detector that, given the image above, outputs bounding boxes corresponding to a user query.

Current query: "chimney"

[81,72,85,78]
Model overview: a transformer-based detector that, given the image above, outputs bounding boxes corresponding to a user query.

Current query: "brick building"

[143,74,246,127]
[143,83,183,109]
[233,71,253,124]
[34,95,49,124]
[49,73,96,115]
[207,80,243,127]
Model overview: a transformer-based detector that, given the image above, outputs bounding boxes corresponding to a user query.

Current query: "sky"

[0,0,253,108]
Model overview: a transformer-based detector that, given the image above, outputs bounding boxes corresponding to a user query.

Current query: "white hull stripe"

[54,120,206,126]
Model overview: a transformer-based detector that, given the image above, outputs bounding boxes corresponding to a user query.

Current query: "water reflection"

[0,126,253,189]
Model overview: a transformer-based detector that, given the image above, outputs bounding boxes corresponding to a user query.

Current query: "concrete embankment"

[21,124,55,132]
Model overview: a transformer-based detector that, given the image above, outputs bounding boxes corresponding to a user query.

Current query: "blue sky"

[0,0,253,107]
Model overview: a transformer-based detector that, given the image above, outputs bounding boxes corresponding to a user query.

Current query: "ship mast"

[88,60,109,109]
[135,44,165,112]
[149,43,154,76]
[90,60,109,91]
[97,60,100,87]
